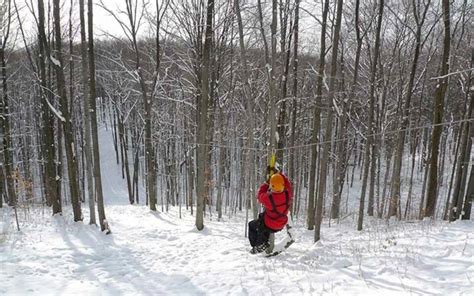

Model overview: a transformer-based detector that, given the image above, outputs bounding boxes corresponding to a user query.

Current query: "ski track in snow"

[1,129,473,295]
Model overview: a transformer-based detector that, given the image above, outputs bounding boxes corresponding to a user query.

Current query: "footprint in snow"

[220,247,241,255]
[331,259,352,268]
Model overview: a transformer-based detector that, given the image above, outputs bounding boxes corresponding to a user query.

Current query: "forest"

[0,0,474,234]
[1,0,473,294]
[0,0,472,240]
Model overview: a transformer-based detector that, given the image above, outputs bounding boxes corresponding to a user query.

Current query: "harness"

[266,190,290,220]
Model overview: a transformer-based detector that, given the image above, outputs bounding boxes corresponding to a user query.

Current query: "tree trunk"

[113,110,120,167]
[331,51,347,220]
[195,0,214,231]
[404,134,419,219]
[234,0,257,220]
[37,0,59,214]
[0,166,4,207]
[88,0,109,233]
[79,0,96,225]
[276,0,293,161]
[449,51,473,221]
[307,0,328,230]
[379,149,392,218]
[445,120,464,220]
[288,0,300,188]
[257,0,279,164]
[332,0,362,220]
[315,0,342,242]
[461,56,474,220]
[118,113,133,204]
[462,160,474,220]
[0,1,15,208]
[425,0,450,218]
[368,125,378,217]
[53,0,82,221]
[216,109,225,220]
[358,0,384,230]
[133,145,140,204]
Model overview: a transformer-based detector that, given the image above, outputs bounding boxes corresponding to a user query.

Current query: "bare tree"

[100,0,161,211]
[79,0,96,225]
[288,0,300,215]
[314,0,343,242]
[276,0,293,161]
[425,0,451,218]
[331,0,369,219]
[35,0,61,215]
[196,0,214,231]
[450,49,473,221]
[389,0,432,218]
[358,0,384,231]
[88,0,110,233]
[257,0,279,154]
[0,0,15,208]
[52,0,83,221]
[307,0,328,230]
[234,0,258,221]
[461,84,473,220]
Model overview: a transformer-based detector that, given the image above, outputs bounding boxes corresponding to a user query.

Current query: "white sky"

[7,0,322,56]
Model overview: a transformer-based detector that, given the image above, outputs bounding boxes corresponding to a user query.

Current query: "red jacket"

[257,174,293,231]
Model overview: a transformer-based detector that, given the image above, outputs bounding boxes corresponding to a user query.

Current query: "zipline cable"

[172,117,474,153]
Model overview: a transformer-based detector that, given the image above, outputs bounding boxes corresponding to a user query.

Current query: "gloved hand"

[267,166,273,174]
[267,165,280,175]
[266,165,281,183]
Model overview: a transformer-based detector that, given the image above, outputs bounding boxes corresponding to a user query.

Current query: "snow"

[45,97,66,122]
[1,205,473,295]
[50,55,61,67]
[0,129,473,295]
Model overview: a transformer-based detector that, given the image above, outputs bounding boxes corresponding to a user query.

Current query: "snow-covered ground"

[1,128,473,295]
[1,203,473,295]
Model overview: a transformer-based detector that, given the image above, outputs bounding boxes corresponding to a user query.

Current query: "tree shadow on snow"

[56,219,204,295]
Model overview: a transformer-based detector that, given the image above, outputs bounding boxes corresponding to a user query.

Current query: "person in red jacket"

[248,171,293,254]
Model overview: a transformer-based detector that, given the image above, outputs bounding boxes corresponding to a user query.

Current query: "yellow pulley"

[268,153,276,179]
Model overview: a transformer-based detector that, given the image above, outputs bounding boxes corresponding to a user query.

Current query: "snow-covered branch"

[430,68,473,80]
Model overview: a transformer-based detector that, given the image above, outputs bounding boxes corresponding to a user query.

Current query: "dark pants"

[248,213,274,247]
